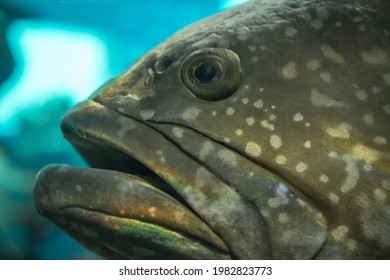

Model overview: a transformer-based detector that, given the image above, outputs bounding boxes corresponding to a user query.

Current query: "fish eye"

[181,48,243,101]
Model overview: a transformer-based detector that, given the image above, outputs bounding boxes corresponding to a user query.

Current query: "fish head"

[34,0,390,259]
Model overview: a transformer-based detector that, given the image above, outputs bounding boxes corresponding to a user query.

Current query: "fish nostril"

[155,57,173,74]
[144,68,156,87]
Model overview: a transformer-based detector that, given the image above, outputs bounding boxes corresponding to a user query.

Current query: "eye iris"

[181,48,243,101]
[194,63,216,83]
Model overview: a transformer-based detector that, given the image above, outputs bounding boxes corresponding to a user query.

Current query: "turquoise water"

[0,0,248,260]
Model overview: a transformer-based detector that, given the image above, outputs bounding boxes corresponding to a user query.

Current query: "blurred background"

[0,0,249,259]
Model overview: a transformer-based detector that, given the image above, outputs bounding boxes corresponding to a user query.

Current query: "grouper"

[33,0,390,259]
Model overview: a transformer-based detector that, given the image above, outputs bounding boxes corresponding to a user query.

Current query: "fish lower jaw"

[49,206,231,260]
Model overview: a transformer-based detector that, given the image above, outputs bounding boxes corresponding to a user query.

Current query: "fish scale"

[34,0,389,259]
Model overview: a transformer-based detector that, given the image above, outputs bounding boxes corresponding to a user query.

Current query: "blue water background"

[0,0,247,259]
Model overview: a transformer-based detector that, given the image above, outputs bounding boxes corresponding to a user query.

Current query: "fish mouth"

[34,98,328,260]
[34,99,236,259]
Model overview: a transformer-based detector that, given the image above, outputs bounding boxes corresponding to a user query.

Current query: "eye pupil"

[194,63,216,83]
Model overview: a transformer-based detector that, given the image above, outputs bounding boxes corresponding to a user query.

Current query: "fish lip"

[34,163,231,258]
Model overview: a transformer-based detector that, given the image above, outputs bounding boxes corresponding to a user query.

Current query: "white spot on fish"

[383,180,390,190]
[363,113,374,125]
[331,225,349,242]
[333,154,359,193]
[328,192,339,204]
[117,116,136,138]
[76,185,82,192]
[269,114,276,121]
[326,123,352,139]
[311,88,345,107]
[248,45,256,52]
[320,174,329,183]
[260,209,270,218]
[212,111,217,117]
[226,107,235,116]
[242,97,249,104]
[156,150,166,163]
[371,86,382,94]
[224,137,231,143]
[299,10,312,21]
[275,155,287,165]
[306,59,321,71]
[374,188,387,201]
[361,48,389,64]
[285,27,298,37]
[268,196,287,208]
[172,127,184,138]
[320,71,331,83]
[310,19,323,29]
[199,141,214,160]
[359,24,366,32]
[353,17,362,23]
[253,99,264,108]
[335,21,342,27]
[217,149,237,166]
[383,105,390,114]
[217,38,229,48]
[374,136,388,145]
[293,113,304,121]
[383,73,390,86]
[245,141,262,157]
[296,162,308,173]
[352,144,382,163]
[321,45,345,64]
[304,140,311,149]
[246,117,255,126]
[260,120,275,131]
[148,207,157,217]
[183,107,201,121]
[278,213,288,223]
[363,164,373,171]
[270,135,282,149]
[237,26,250,41]
[355,89,368,101]
[140,110,155,120]
[235,129,243,136]
[282,61,297,79]
[251,56,259,63]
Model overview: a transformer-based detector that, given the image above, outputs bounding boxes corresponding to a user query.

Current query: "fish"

[33,0,390,259]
